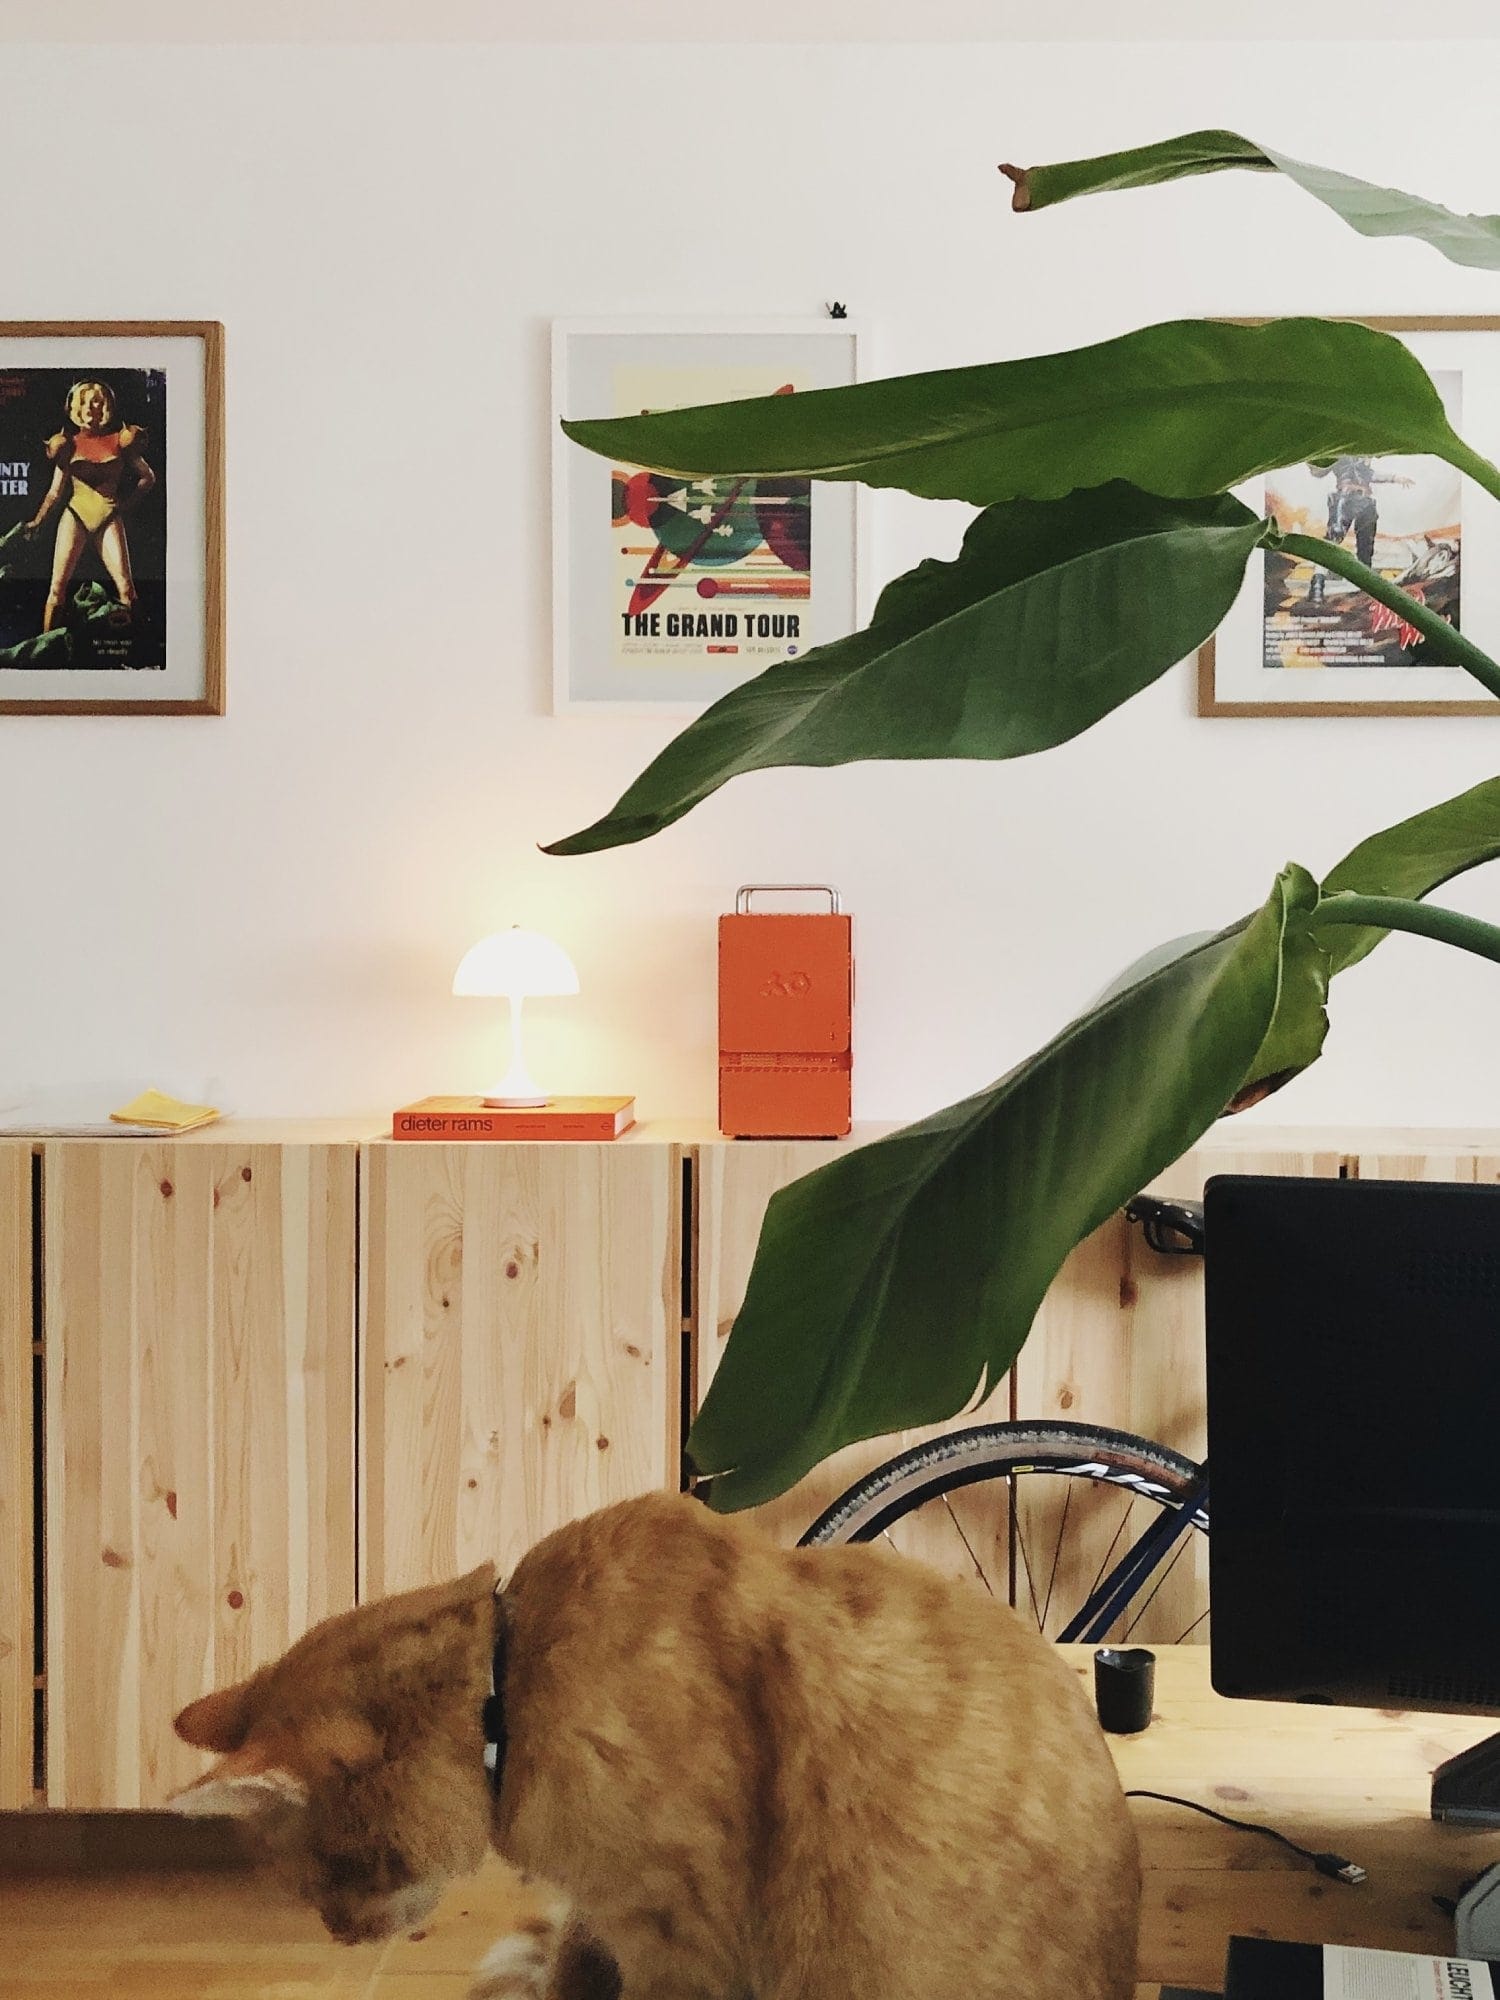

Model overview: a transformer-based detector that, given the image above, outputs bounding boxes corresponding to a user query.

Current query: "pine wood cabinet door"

[44,1143,356,1808]
[361,1143,682,1598]
[692,1137,1011,1575]
[0,1142,33,1807]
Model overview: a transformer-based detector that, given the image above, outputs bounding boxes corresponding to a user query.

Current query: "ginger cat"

[173,1492,1138,1999]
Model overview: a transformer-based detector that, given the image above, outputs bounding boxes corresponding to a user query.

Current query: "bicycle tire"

[799,1421,1209,1546]
[797,1421,1209,1644]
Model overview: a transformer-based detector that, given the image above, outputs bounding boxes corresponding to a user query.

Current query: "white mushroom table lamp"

[452,927,580,1108]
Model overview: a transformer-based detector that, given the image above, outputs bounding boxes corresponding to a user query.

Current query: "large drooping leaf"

[688,865,1315,1510]
[1096,912,1330,1119]
[1234,915,1332,1107]
[561,317,1489,508]
[1000,130,1500,273]
[545,486,1267,856]
[1316,775,1500,973]
[1117,774,1500,1117]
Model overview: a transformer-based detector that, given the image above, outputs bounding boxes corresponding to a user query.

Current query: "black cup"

[1094,1646,1156,1734]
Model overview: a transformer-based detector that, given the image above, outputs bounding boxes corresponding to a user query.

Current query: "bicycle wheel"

[798,1421,1210,1646]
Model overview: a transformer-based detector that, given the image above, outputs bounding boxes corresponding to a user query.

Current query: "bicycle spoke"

[1012,1487,1044,1628]
[1122,1518,1196,1642]
[943,1493,995,1598]
[1039,1477,1075,1631]
[1084,1496,1137,1608]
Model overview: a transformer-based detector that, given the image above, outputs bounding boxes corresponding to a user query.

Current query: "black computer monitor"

[1205,1173,1500,1804]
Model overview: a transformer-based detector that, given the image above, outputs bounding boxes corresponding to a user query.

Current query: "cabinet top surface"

[7,1119,1500,1151]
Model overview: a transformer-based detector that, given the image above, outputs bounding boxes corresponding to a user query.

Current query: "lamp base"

[482,1092,549,1109]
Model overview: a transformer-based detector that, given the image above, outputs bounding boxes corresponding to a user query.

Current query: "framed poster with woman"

[0,321,223,715]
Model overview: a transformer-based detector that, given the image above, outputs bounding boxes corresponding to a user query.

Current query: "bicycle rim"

[798,1422,1210,1647]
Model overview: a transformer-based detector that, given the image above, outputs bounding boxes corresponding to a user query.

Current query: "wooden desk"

[1061,1646,1500,1998]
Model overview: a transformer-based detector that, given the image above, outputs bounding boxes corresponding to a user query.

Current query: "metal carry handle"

[734,883,842,915]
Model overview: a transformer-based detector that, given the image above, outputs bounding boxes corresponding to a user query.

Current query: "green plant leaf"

[561,317,1478,507]
[1001,130,1500,273]
[1230,915,1331,1110]
[545,486,1267,857]
[688,864,1316,1511]
[1316,775,1500,973]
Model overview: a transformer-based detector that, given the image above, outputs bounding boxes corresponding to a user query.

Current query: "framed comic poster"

[1200,317,1500,718]
[0,321,223,715]
[552,317,863,715]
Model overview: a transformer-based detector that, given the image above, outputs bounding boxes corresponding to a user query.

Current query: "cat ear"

[168,1743,309,1820]
[175,1679,255,1752]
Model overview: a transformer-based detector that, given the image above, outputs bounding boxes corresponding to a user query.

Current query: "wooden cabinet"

[0,1142,33,1807]
[42,1141,356,1807]
[14,1119,1496,1807]
[361,1141,682,1597]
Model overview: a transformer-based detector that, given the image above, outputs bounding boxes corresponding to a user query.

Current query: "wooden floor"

[5,1648,1495,1999]
[1,1851,546,1998]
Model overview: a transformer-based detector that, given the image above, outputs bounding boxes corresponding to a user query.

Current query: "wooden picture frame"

[552,316,865,716]
[1198,315,1500,719]
[0,321,224,715]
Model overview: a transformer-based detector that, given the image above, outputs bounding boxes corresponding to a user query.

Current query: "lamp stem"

[483,993,549,1108]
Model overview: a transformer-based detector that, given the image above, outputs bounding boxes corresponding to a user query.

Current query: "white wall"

[5,33,1500,1127]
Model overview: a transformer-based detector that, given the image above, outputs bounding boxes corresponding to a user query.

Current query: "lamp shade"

[452,927,580,1000]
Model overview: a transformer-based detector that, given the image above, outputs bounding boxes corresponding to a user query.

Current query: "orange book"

[391,1096,635,1141]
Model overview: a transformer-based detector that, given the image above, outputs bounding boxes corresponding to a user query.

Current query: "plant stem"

[1442,434,1500,510]
[1274,529,1500,702]
[1316,893,1500,968]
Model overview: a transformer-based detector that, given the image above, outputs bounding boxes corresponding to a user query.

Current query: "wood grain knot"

[596,1436,610,1452]
[467,1479,478,1490]
[165,1490,178,1519]
[625,1344,642,1359]
[241,1167,253,1183]
[1058,1387,1075,1410]
[227,1589,245,1610]
[1119,1275,1139,1308]
[101,1547,131,1569]
[158,1180,173,1199]
[504,1261,520,1279]
[1213,1784,1251,1802]
[558,1384,577,1420]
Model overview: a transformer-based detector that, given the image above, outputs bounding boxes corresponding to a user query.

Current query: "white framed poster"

[552,316,864,715]
[1200,316,1500,718]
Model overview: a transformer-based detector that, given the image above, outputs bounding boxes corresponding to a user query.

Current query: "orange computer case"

[718,885,852,1138]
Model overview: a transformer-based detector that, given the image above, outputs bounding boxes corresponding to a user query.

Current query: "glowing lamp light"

[452,926,580,1107]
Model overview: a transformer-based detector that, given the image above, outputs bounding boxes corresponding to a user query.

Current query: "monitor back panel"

[1206,1174,1500,1713]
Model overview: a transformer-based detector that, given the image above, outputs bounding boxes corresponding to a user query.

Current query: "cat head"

[170,1564,499,1944]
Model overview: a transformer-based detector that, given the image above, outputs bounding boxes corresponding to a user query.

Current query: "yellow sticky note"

[110,1089,221,1133]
